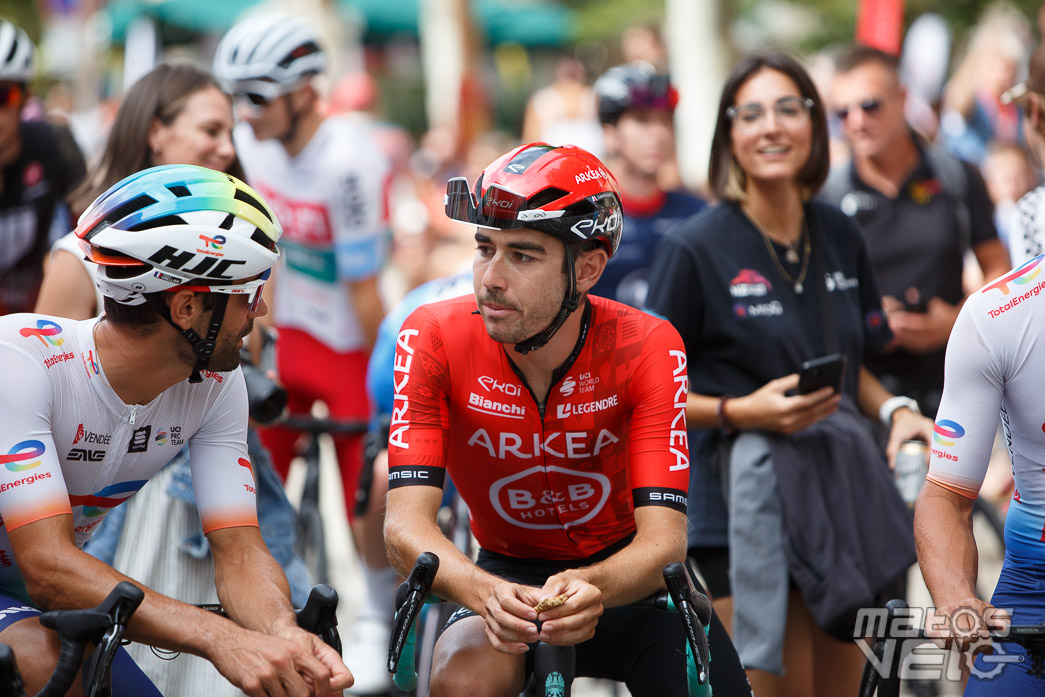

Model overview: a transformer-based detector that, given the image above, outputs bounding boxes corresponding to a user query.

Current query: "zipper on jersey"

[129,405,137,425]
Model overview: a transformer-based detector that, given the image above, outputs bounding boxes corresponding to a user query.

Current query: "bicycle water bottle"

[894,440,929,507]
[533,640,574,697]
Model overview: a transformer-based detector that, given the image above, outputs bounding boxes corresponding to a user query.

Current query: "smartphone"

[796,354,848,395]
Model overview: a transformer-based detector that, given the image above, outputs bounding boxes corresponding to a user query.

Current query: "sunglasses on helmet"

[172,269,270,312]
[445,177,565,230]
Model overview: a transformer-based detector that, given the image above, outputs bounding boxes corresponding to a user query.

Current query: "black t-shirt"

[0,119,86,315]
[830,147,997,411]
[647,200,892,402]
[646,200,892,548]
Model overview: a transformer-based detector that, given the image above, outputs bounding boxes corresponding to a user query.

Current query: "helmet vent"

[280,42,320,69]
[527,187,570,209]
[129,215,185,231]
[234,187,273,221]
[97,194,157,234]
[219,213,235,230]
[166,184,191,198]
[251,228,278,253]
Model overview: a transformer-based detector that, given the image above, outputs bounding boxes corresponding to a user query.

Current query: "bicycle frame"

[387,552,713,697]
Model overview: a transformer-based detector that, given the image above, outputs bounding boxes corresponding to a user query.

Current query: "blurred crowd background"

[10,0,1045,305]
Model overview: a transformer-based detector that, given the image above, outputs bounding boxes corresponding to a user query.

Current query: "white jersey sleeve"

[0,343,73,531]
[930,255,1045,557]
[187,369,258,534]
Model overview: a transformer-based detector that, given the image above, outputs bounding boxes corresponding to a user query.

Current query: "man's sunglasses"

[237,92,270,108]
[834,98,882,122]
[0,84,23,108]
[171,270,270,313]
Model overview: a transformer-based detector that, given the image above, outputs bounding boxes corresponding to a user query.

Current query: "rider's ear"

[166,290,203,331]
[574,246,608,293]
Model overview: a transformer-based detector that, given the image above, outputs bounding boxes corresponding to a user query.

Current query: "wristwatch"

[879,395,921,427]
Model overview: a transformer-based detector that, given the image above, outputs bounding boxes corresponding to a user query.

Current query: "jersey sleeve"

[924,303,1003,499]
[187,369,258,533]
[625,320,690,513]
[386,305,451,489]
[329,134,389,281]
[0,343,73,531]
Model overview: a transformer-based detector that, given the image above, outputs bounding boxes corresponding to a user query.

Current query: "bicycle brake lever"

[296,585,341,655]
[663,562,711,686]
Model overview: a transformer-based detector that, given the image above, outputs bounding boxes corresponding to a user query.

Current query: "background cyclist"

[213,16,395,694]
[384,142,751,697]
[0,164,348,696]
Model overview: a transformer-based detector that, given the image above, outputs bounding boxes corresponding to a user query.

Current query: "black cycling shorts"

[440,546,752,697]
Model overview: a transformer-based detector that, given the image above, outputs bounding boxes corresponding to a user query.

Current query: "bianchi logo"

[556,395,618,418]
[468,393,525,419]
[489,465,611,530]
[545,672,565,697]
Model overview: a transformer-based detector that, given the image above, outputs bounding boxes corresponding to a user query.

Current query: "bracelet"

[879,395,921,428]
[717,395,736,436]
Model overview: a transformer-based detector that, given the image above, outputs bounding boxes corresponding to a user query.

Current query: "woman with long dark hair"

[647,52,933,696]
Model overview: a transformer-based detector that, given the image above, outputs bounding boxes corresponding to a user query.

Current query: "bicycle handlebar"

[295,584,342,655]
[389,552,440,690]
[35,581,144,697]
[662,562,712,695]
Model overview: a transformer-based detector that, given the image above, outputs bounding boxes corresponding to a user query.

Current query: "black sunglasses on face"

[834,98,882,122]
[237,92,270,108]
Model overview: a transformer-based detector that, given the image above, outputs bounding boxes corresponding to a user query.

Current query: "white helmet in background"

[0,20,34,84]
[213,14,327,99]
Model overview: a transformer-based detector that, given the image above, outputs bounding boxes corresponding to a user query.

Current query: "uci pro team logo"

[933,420,966,447]
[19,319,64,348]
[982,256,1043,297]
[0,440,46,472]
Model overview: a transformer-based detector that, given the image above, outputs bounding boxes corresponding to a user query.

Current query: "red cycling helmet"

[445,142,623,257]
[446,143,623,354]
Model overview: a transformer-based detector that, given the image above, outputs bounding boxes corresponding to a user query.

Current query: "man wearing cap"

[822,44,1010,419]
[0,20,85,315]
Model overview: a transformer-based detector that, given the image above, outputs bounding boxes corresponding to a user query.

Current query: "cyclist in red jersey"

[385,143,750,697]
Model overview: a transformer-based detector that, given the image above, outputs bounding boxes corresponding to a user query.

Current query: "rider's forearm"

[569,507,686,608]
[211,526,297,636]
[11,519,246,657]
[385,490,503,614]
[914,481,980,608]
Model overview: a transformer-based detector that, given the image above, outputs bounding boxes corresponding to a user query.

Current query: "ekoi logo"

[19,319,64,348]
[933,420,966,447]
[199,234,226,250]
[982,256,1043,297]
[70,480,147,516]
[0,440,45,472]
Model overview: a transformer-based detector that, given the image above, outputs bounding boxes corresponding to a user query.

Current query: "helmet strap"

[279,91,305,147]
[513,243,581,355]
[148,293,230,384]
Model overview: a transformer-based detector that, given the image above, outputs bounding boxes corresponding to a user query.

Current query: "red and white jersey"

[234,116,390,352]
[0,314,258,602]
[387,295,690,560]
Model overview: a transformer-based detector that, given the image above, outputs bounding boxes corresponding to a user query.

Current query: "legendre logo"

[555,395,619,418]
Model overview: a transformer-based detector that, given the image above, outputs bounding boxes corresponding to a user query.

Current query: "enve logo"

[0,440,46,472]
[933,420,966,447]
[19,319,64,348]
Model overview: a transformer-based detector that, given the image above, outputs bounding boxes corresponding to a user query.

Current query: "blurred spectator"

[822,45,1010,418]
[999,42,1045,267]
[591,61,705,307]
[521,55,602,156]
[939,4,1031,165]
[621,23,668,70]
[981,139,1038,255]
[899,13,951,140]
[214,15,393,695]
[0,20,85,316]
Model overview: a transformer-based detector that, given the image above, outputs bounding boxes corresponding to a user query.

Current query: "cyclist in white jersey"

[0,164,350,696]
[215,15,393,694]
[916,254,1045,693]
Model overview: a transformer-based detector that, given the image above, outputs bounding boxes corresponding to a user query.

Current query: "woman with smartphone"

[645,52,933,697]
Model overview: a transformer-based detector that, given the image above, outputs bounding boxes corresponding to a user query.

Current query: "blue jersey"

[591,190,706,308]
[366,272,473,420]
